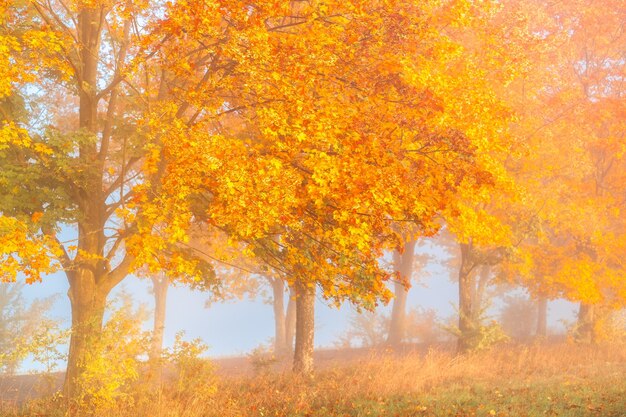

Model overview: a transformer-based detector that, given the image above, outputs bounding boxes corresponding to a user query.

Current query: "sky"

[13,239,579,373]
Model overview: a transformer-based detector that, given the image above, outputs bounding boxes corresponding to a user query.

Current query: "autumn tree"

[386,240,417,346]
[499,294,537,341]
[147,0,520,374]
[0,2,63,283]
[186,224,297,355]
[0,0,211,400]
[0,282,59,374]
[385,239,431,346]
[496,0,626,343]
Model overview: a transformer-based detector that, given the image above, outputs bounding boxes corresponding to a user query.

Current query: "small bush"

[445,305,509,352]
[248,343,278,376]
[73,295,150,414]
[165,332,217,400]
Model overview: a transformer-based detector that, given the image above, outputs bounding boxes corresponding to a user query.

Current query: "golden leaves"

[0,0,622,315]
[0,216,61,284]
[130,0,529,306]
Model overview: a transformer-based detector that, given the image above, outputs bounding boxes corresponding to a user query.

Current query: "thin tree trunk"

[77,8,100,134]
[457,242,476,354]
[270,278,287,354]
[387,240,417,345]
[575,302,611,343]
[474,265,490,321]
[285,285,296,353]
[293,282,315,376]
[576,302,595,343]
[387,280,409,345]
[536,296,547,338]
[150,273,169,382]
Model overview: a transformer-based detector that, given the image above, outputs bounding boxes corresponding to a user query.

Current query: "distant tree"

[267,278,297,355]
[386,242,416,346]
[341,310,389,348]
[536,296,548,339]
[499,295,537,341]
[0,282,60,374]
[405,307,445,345]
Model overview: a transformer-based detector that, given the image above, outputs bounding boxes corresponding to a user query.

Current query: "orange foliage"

[132,0,515,309]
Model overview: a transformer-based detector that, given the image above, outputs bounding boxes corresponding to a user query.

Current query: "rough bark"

[387,240,417,345]
[270,278,287,354]
[285,285,296,353]
[536,296,548,338]
[457,242,477,354]
[293,282,315,376]
[150,274,169,378]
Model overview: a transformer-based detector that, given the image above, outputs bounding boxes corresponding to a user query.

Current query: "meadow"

[5,342,625,417]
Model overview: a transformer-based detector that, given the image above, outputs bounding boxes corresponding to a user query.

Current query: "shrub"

[73,295,150,414]
[248,343,278,376]
[445,304,509,352]
[165,332,217,400]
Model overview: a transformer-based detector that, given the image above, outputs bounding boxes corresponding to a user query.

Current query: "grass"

[5,342,626,416]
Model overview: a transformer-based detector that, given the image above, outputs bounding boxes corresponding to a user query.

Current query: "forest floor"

[2,342,625,416]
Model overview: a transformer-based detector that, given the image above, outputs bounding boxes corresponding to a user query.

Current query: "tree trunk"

[63,6,107,401]
[457,242,476,354]
[293,282,315,376]
[285,285,296,353]
[387,280,409,345]
[64,272,107,400]
[77,8,100,133]
[474,265,490,320]
[387,240,417,345]
[536,296,548,338]
[62,203,132,400]
[149,273,169,382]
[576,302,595,343]
[575,302,611,344]
[270,278,287,354]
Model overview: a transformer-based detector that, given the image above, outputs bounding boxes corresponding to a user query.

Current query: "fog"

[13,241,578,373]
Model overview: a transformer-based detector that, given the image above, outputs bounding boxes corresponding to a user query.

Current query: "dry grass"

[6,342,626,417]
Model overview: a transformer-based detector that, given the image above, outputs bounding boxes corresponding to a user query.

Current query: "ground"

[1,342,625,416]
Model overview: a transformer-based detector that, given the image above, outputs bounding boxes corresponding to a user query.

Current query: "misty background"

[12,233,578,373]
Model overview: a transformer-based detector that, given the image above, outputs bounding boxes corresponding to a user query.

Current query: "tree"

[385,240,431,346]
[148,0,515,375]
[536,296,548,338]
[454,242,509,352]
[500,294,537,341]
[387,241,417,346]
[496,0,626,343]
[341,309,389,348]
[0,3,63,283]
[187,225,293,354]
[0,282,59,374]
[267,276,297,355]
[145,264,214,383]
[148,272,168,380]
[0,0,211,399]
